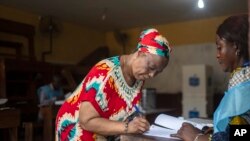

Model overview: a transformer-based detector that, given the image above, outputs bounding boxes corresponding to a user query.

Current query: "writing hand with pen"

[125,105,150,134]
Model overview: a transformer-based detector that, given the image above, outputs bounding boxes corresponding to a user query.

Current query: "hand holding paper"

[143,114,213,140]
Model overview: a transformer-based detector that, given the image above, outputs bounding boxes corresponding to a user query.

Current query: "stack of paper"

[143,125,181,140]
[143,114,213,140]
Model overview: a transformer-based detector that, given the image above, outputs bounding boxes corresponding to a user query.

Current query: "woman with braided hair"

[56,28,172,141]
[172,14,250,141]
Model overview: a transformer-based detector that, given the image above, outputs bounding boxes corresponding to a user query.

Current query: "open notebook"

[143,114,213,140]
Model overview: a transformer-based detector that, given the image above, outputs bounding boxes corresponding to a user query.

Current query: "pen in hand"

[129,105,150,133]
[134,105,143,117]
[127,105,143,122]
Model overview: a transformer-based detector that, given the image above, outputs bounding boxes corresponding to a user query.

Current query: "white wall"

[144,43,229,94]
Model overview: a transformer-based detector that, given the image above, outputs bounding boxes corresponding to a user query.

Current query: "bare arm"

[79,101,150,136]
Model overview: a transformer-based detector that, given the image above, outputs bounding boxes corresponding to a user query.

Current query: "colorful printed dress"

[55,56,143,141]
[213,66,250,141]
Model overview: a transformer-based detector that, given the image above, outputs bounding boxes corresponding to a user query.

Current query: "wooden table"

[121,134,181,141]
[0,108,20,141]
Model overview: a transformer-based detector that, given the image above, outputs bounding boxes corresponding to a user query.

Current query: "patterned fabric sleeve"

[230,116,248,125]
[237,110,250,124]
[79,61,111,117]
[213,110,250,141]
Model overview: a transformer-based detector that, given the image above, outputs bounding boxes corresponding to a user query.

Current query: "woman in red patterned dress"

[55,28,172,141]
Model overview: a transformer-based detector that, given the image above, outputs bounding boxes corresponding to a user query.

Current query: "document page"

[154,114,186,131]
[143,114,213,139]
[143,125,181,140]
[154,114,211,130]
[186,118,213,128]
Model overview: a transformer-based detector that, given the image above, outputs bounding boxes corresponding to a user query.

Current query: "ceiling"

[0,0,248,31]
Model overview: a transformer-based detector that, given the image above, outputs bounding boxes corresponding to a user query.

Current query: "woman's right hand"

[127,116,150,134]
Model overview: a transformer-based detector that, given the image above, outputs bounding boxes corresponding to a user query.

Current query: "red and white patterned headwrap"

[137,28,172,58]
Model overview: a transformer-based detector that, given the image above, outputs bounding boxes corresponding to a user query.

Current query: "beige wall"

[0,5,106,64]
[0,4,229,63]
[106,16,227,56]
[105,16,231,93]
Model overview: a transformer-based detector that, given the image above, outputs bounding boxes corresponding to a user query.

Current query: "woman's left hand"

[171,122,201,141]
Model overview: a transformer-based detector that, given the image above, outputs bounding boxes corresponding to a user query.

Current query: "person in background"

[172,14,250,141]
[55,28,172,140]
[37,74,64,107]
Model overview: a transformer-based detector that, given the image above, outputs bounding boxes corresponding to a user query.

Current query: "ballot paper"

[143,114,213,139]
[143,125,181,140]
